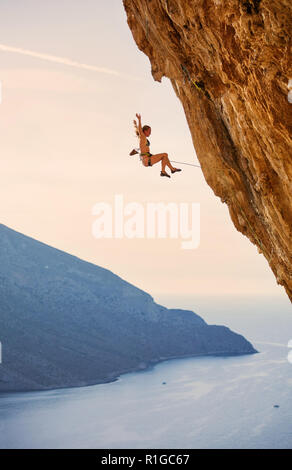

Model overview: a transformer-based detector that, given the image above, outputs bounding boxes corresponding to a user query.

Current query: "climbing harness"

[140,152,153,166]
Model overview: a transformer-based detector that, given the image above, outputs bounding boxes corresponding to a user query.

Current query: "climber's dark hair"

[133,121,151,137]
[142,125,151,133]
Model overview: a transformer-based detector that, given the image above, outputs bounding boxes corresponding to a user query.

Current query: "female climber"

[130,113,181,178]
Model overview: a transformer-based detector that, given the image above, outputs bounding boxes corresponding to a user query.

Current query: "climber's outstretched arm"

[136,113,143,135]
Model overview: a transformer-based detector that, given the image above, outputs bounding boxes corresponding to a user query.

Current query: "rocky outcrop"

[123,0,292,301]
[0,224,256,392]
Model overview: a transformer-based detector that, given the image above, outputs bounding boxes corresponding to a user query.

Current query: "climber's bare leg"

[150,153,176,172]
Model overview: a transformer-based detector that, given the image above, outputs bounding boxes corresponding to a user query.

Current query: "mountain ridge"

[0,224,257,392]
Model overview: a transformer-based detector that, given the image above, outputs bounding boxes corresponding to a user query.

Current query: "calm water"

[0,295,291,449]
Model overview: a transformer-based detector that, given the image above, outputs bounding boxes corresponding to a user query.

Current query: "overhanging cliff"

[123,0,292,301]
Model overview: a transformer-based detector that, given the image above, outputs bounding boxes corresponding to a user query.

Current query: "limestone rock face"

[123,0,292,301]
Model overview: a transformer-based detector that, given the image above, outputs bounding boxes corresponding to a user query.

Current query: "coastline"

[0,348,258,396]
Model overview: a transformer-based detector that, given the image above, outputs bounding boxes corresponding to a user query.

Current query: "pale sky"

[0,0,286,302]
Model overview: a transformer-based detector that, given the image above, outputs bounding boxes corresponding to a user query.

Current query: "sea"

[0,294,291,449]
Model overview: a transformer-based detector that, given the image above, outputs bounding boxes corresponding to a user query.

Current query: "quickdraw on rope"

[180,64,211,100]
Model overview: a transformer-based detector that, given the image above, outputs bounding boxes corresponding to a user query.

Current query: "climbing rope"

[170,160,201,168]
[130,148,201,168]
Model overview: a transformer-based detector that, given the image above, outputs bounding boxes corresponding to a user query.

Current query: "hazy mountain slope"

[0,224,257,391]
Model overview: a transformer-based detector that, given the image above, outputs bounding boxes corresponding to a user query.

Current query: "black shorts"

[141,152,153,167]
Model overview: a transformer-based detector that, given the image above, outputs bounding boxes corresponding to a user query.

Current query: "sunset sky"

[0,0,286,303]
